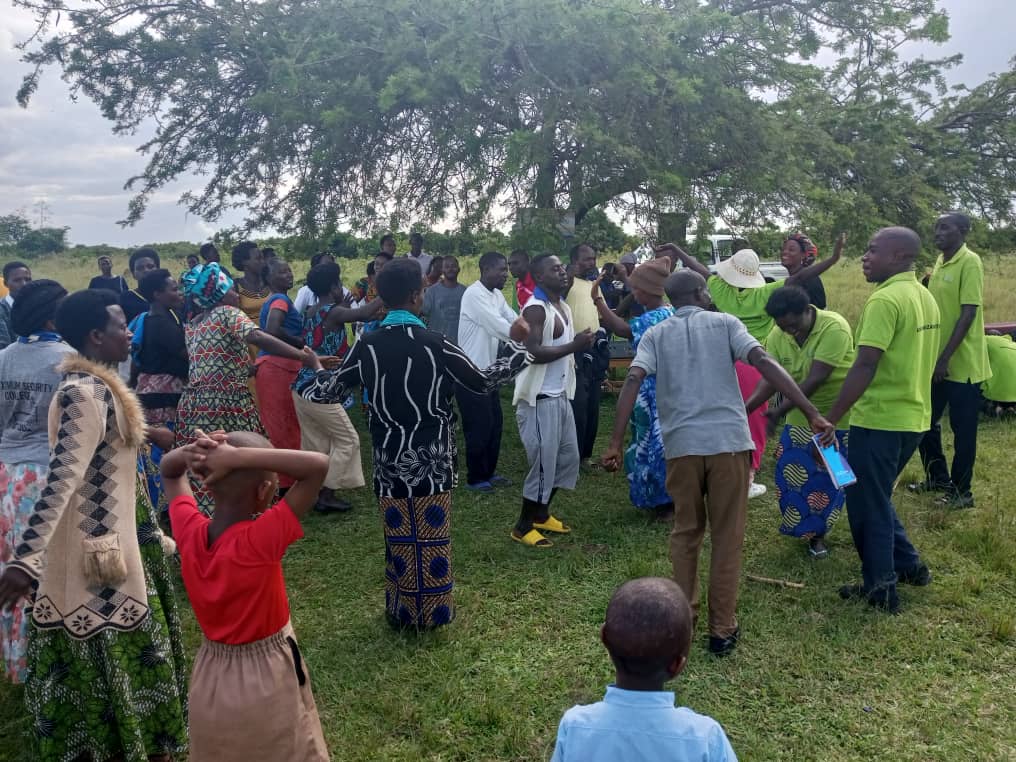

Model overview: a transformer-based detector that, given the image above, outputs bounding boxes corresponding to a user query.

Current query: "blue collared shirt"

[550,685,737,762]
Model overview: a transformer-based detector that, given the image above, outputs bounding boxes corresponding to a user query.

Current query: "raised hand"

[832,232,847,260]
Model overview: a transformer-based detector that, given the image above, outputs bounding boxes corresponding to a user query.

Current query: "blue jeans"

[845,427,923,595]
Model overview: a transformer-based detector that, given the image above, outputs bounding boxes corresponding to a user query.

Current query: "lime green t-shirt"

[983,334,1016,403]
[765,308,855,428]
[707,275,783,343]
[851,271,941,432]
[927,245,991,384]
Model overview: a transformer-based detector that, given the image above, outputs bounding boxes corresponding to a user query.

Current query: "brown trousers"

[666,452,751,639]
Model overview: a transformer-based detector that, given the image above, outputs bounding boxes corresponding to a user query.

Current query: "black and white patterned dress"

[299,324,530,628]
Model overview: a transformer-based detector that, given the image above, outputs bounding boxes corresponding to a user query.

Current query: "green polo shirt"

[708,275,783,343]
[927,244,991,384]
[851,271,940,432]
[983,334,1016,403]
[765,308,855,428]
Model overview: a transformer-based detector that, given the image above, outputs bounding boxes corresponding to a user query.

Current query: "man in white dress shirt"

[457,251,518,491]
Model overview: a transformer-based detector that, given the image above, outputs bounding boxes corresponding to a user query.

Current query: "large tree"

[13,0,1016,237]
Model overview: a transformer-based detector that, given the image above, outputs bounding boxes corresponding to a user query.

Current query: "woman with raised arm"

[591,259,675,518]
[175,263,317,515]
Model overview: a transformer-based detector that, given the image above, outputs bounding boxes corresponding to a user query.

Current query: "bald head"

[602,577,692,679]
[877,227,922,261]
[210,430,275,496]
[664,269,709,308]
[863,226,921,283]
[226,430,272,449]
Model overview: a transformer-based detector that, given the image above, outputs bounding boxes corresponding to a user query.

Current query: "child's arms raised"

[160,446,196,502]
[200,444,329,520]
[160,429,227,502]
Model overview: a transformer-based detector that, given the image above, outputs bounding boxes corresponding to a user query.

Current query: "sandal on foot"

[532,516,571,534]
[511,529,553,548]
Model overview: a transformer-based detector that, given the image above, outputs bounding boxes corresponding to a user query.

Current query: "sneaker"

[898,563,932,586]
[935,491,974,509]
[489,474,512,487]
[465,481,494,493]
[906,479,951,494]
[748,482,767,499]
[707,627,740,657]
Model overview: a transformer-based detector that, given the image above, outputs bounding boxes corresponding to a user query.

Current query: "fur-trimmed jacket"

[10,354,160,639]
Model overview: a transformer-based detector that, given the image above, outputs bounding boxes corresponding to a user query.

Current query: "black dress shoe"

[839,583,900,614]
[898,563,931,586]
[906,479,951,494]
[708,627,740,657]
[314,498,353,514]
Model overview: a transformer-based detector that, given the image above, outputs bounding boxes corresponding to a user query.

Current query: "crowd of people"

[0,217,1011,760]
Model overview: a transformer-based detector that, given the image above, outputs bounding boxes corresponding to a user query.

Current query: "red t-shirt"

[169,494,304,644]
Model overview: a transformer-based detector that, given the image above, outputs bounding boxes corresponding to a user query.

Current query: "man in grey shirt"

[421,256,467,342]
[602,269,833,657]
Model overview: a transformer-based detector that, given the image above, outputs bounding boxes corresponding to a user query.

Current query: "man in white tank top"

[510,254,594,548]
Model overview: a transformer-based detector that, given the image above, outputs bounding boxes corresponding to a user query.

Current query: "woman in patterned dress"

[745,286,855,558]
[0,280,73,683]
[174,263,316,515]
[591,259,676,518]
[0,288,187,761]
[298,259,532,630]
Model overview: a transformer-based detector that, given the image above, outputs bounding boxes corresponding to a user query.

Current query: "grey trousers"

[516,395,581,503]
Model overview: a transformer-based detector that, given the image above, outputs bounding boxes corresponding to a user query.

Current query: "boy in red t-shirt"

[161,429,330,762]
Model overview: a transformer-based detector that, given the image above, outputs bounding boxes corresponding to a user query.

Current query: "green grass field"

[0,253,1014,761]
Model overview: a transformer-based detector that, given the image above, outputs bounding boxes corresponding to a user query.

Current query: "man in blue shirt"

[550,577,737,762]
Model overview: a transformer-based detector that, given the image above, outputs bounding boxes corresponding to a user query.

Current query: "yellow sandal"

[532,516,571,534]
[511,529,553,548]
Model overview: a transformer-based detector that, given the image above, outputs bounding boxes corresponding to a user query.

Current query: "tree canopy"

[13,0,1016,244]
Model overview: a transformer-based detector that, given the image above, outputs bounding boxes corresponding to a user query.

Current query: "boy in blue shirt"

[551,577,737,761]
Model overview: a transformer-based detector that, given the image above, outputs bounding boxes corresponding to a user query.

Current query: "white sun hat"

[715,248,766,288]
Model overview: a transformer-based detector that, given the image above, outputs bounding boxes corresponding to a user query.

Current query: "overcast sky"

[0,0,1013,247]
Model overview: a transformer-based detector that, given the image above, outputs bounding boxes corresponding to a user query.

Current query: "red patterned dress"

[175,305,266,514]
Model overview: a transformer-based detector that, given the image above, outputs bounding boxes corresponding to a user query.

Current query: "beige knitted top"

[11,355,153,639]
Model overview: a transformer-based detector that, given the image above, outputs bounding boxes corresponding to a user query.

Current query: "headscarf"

[786,233,818,267]
[182,262,234,311]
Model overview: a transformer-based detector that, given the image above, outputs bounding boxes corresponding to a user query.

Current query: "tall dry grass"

[15,250,1016,328]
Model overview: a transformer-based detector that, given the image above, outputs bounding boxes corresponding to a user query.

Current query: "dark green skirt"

[23,477,188,761]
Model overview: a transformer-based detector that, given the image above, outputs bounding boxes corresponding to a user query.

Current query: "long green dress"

[23,471,188,761]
